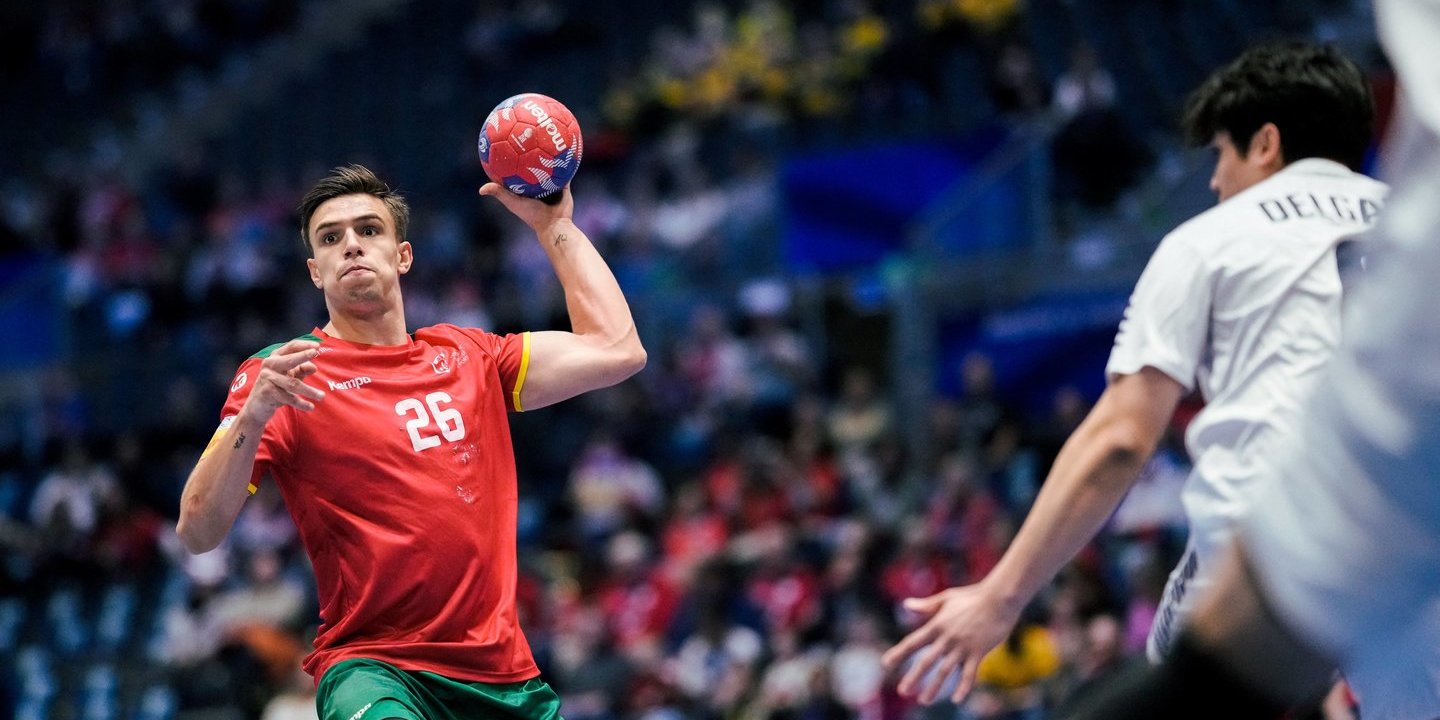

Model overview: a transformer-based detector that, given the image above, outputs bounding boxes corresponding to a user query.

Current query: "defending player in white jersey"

[1065,0,1440,717]
[882,41,1387,706]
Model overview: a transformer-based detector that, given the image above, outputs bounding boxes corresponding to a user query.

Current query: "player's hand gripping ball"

[478,93,583,205]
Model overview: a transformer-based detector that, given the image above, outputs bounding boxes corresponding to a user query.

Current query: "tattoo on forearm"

[233,433,247,450]
[553,232,567,248]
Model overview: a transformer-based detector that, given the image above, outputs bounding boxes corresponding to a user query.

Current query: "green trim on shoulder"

[249,333,323,360]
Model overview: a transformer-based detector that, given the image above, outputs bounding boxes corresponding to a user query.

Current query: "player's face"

[1208,130,1275,203]
[305,194,412,314]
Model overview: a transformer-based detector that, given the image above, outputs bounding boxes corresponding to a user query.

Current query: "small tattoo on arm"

[232,433,247,450]
[553,232,567,248]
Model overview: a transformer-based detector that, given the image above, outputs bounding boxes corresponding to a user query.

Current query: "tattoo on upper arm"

[553,232,567,248]
[233,433,247,450]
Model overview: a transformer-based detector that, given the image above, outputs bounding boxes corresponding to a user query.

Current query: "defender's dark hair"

[1182,42,1373,170]
[297,164,410,253]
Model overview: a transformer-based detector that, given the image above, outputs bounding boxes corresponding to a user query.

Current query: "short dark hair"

[1182,42,1373,170]
[297,164,410,253]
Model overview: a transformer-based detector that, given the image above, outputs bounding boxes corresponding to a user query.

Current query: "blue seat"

[46,587,90,655]
[96,584,138,654]
[81,662,118,720]
[132,684,177,720]
[0,596,25,653]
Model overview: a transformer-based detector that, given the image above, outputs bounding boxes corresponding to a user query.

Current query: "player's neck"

[323,308,410,347]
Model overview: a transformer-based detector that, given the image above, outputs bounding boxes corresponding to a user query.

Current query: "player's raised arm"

[479,184,646,410]
[176,339,325,553]
[882,366,1185,704]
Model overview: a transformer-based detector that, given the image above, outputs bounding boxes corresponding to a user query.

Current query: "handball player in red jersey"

[176,164,646,719]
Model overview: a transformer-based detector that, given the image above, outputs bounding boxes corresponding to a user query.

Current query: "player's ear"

[1250,123,1285,169]
[307,257,322,289]
[397,240,413,275]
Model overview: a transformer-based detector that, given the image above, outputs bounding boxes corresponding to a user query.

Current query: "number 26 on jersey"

[395,392,466,452]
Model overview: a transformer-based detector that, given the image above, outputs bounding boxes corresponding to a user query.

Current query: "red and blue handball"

[478,93,583,203]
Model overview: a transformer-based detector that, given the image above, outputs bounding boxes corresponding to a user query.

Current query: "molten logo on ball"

[478,93,583,202]
[521,100,569,153]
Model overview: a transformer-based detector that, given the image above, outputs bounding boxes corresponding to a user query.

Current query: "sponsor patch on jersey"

[326,375,372,391]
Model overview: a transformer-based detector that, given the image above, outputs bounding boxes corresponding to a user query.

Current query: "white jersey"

[1242,0,1440,716]
[1106,159,1388,657]
[1109,159,1388,553]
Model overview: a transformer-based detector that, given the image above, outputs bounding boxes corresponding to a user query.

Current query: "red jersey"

[218,324,537,684]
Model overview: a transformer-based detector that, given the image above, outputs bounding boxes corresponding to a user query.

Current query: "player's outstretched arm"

[176,340,325,553]
[480,184,646,410]
[882,366,1184,705]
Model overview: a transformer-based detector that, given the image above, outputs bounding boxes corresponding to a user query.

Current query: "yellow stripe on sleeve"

[247,482,258,495]
[512,331,532,412]
[199,427,227,461]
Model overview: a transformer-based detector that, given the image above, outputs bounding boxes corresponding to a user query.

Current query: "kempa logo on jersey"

[327,376,372,391]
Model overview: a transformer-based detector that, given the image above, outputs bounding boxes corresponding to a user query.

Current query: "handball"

[477,93,583,204]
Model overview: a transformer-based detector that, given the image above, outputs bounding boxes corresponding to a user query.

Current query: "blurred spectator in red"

[744,527,822,635]
[881,522,956,616]
[733,441,797,535]
[597,532,680,661]
[92,483,161,576]
[924,454,1001,567]
[659,481,729,586]
[626,667,687,720]
[701,435,746,518]
[968,514,1019,585]
[786,394,846,524]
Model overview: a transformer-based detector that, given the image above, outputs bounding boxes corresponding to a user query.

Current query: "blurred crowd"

[460,0,1153,224]
[5,0,302,179]
[0,0,1224,718]
[584,0,1152,219]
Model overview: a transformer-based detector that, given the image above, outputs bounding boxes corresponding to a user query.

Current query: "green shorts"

[317,658,563,720]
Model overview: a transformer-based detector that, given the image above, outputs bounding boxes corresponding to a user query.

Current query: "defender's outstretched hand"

[881,583,1022,705]
[480,183,573,233]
